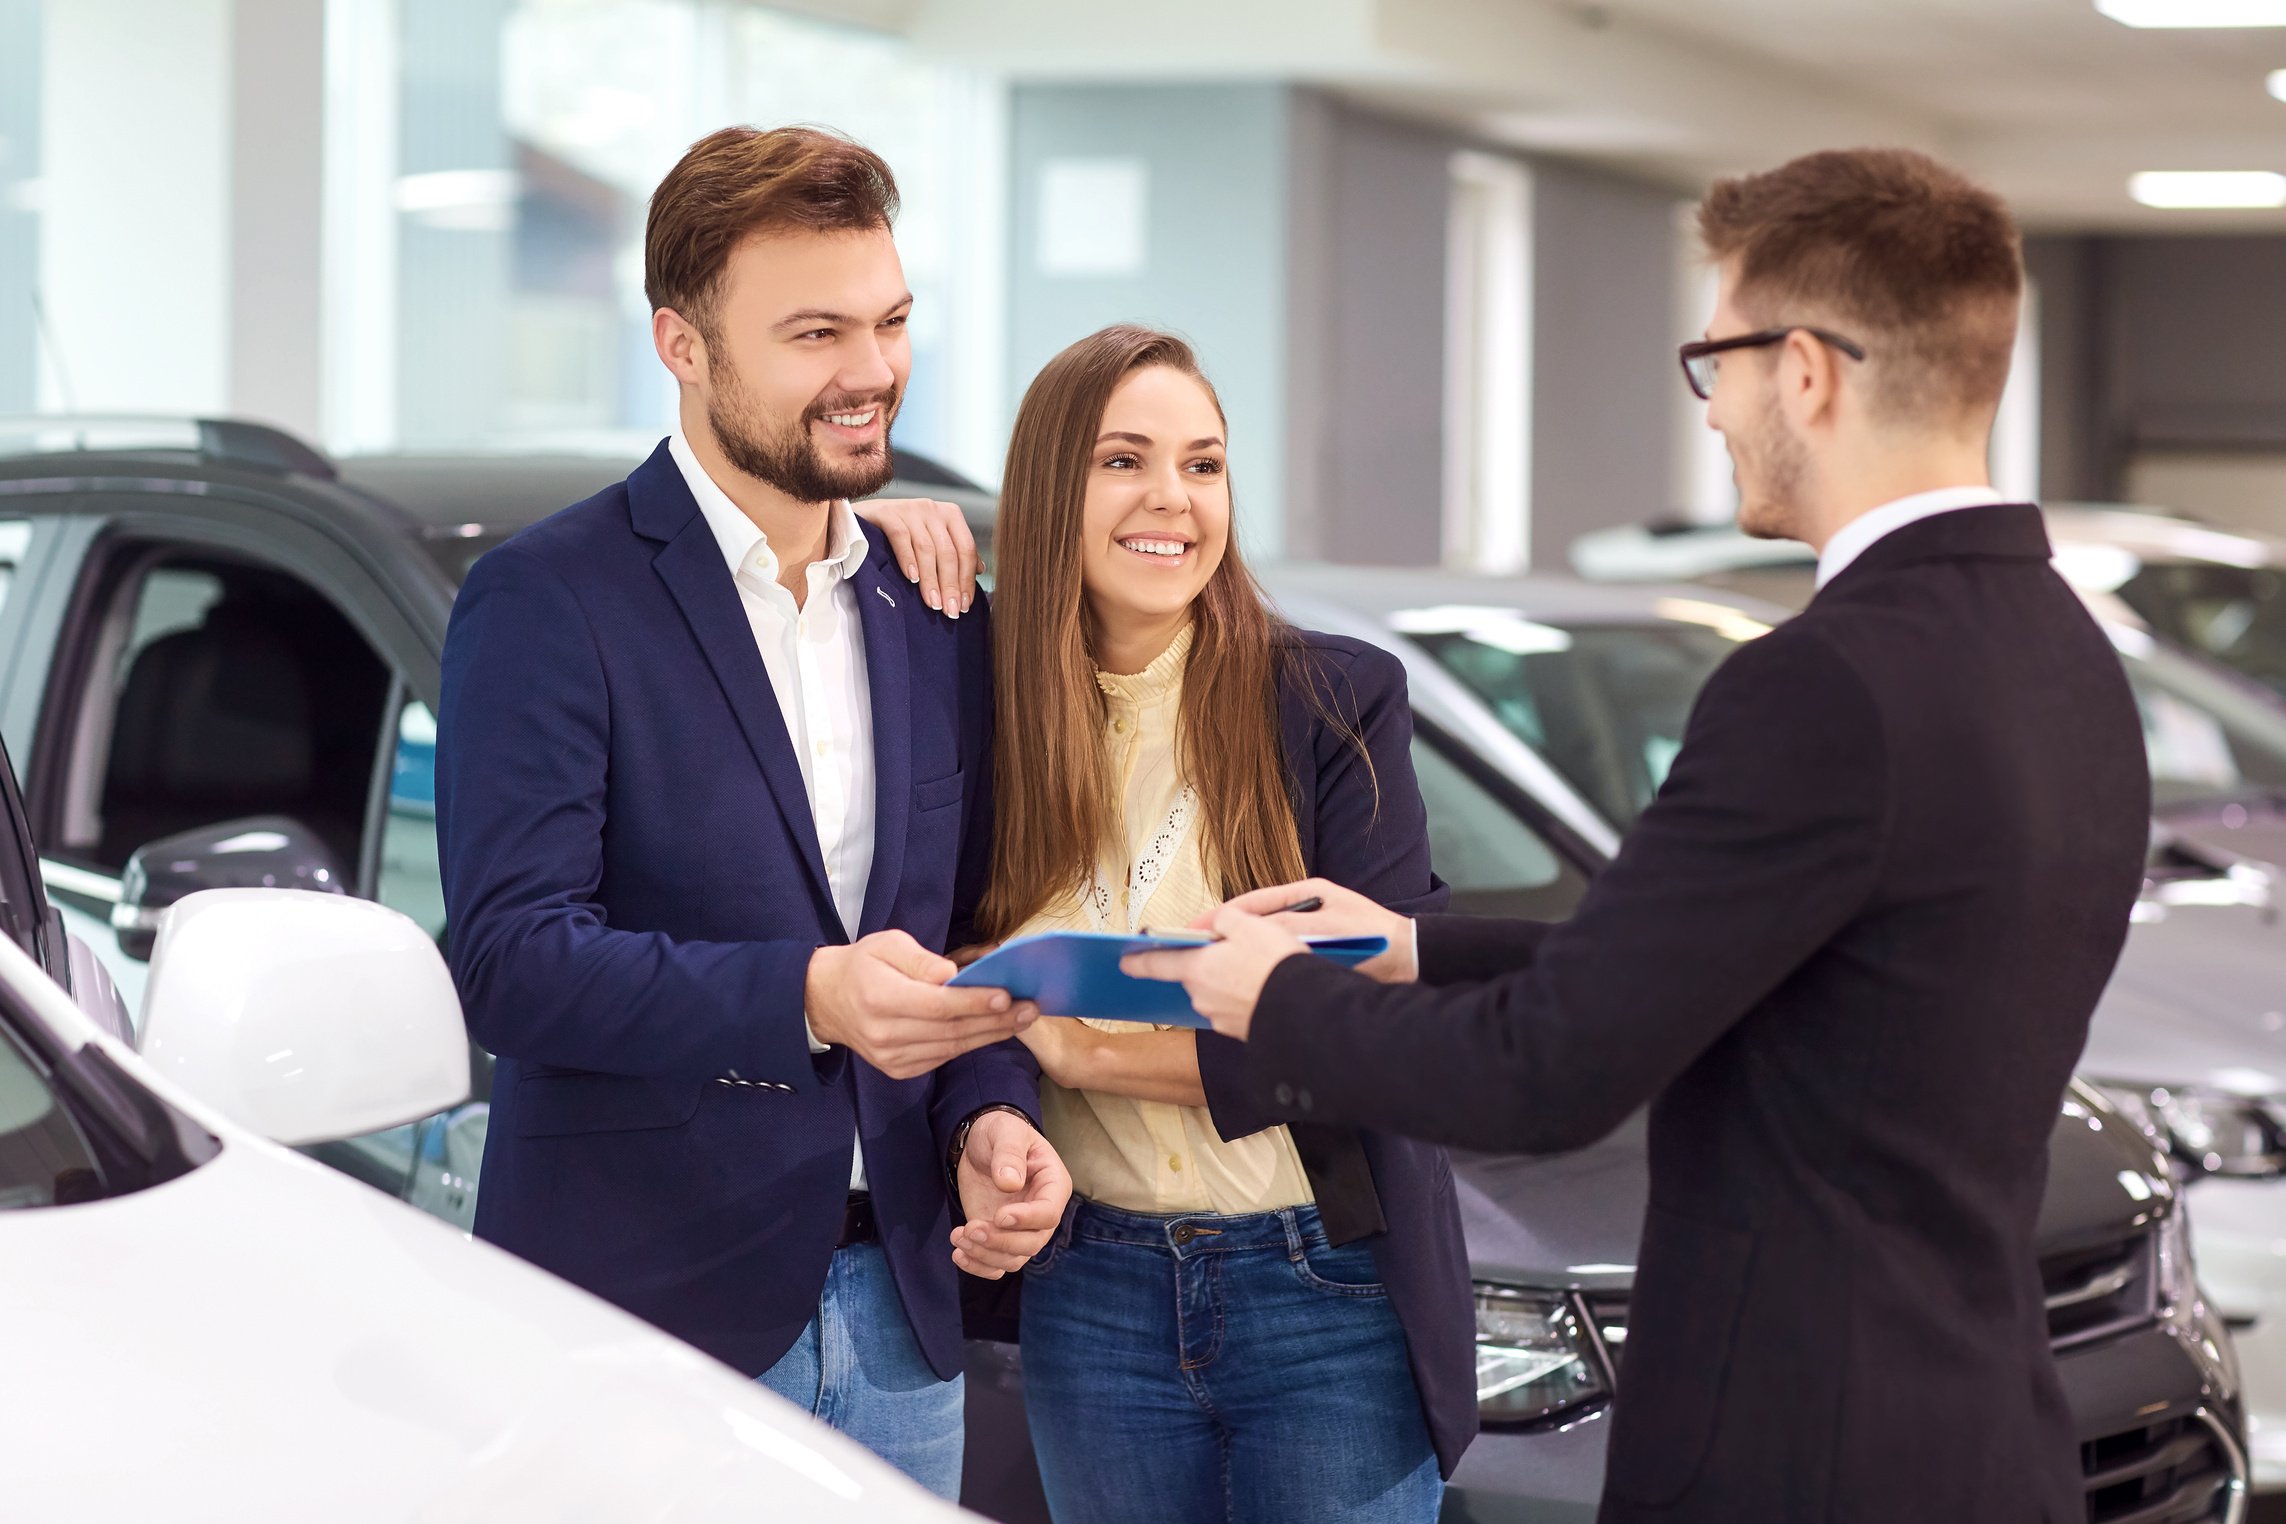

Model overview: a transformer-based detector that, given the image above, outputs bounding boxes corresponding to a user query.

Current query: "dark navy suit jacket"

[437,440,1038,1381]
[1203,631,1477,1477]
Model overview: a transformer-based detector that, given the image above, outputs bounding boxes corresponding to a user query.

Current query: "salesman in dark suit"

[1130,148,2151,1523]
[437,126,1066,1499]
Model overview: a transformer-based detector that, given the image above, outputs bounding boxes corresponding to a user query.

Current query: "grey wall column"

[1528,158,1679,562]
[1299,102,1451,568]
[2030,232,2286,505]
[230,0,325,439]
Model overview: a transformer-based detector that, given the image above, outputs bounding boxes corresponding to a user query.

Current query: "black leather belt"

[837,1192,876,1249]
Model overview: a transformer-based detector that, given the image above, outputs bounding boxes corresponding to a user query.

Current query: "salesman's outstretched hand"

[1203,879,1421,985]
[1120,902,1305,1042]
[951,1110,1072,1279]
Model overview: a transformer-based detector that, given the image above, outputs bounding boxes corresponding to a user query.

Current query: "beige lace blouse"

[1014,623,1315,1215]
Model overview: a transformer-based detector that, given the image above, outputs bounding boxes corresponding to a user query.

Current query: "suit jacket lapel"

[853,555,912,938]
[640,472,839,927]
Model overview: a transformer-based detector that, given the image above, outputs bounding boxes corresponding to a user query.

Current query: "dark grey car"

[0,421,2245,1523]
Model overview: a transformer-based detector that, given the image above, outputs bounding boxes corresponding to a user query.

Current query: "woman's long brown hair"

[978,326,1313,939]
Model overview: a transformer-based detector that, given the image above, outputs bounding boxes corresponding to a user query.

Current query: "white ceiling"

[813,0,2286,231]
[1578,0,2286,227]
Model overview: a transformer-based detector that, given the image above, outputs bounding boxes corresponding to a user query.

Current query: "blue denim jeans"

[1020,1199,1442,1524]
[756,1242,965,1500]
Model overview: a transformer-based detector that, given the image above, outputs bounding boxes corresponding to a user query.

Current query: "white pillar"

[38,0,329,441]
[39,0,233,416]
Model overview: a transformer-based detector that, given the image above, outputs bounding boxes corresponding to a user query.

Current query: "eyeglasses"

[1678,327,1867,400]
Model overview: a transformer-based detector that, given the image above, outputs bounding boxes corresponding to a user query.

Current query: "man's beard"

[1731,387,1809,543]
[708,355,900,504]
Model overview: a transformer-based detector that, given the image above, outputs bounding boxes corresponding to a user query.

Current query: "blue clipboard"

[949,929,1389,1028]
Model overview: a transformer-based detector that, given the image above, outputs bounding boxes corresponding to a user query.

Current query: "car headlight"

[1473,1284,1610,1425]
[2095,1082,2286,1179]
[2157,1201,2196,1312]
[2153,1200,2241,1402]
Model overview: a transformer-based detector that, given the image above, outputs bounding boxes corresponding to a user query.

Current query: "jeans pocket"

[1023,1197,1083,1280]
[1290,1235,1388,1297]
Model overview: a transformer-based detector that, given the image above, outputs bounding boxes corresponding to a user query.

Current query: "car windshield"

[1394,604,1765,831]
[1404,599,2286,830]
[2115,627,2286,812]
[2110,559,2286,701]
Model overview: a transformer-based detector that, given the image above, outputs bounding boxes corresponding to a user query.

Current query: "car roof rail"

[0,414,338,481]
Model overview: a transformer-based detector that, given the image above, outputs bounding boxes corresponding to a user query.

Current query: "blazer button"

[1273,1083,1295,1107]
[1297,1090,1314,1113]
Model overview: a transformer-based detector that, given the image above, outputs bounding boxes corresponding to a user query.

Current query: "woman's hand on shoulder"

[852,496,979,617]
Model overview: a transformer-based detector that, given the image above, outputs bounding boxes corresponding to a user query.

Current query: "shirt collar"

[1095,623,1194,709]
[668,423,870,589]
[1815,485,2008,589]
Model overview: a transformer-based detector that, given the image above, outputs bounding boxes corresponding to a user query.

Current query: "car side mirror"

[113,815,347,962]
[136,889,470,1146]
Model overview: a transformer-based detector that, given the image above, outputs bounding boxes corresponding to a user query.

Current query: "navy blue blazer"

[436,440,1039,1382]
[1205,630,1477,1478]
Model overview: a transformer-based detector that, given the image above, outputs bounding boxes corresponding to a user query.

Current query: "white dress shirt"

[1815,485,2007,589]
[670,426,874,1190]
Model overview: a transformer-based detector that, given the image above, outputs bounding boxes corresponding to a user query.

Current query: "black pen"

[1140,895,1325,939]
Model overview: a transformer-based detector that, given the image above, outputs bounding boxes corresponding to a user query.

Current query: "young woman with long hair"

[958,325,1474,1522]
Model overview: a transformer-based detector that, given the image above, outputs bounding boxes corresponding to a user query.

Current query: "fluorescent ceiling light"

[2098,0,2286,24]
[2128,170,2286,208]
[2269,67,2286,100]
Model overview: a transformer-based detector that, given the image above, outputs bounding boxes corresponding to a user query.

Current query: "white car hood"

[3,1135,966,1523]
[2087,895,2286,1095]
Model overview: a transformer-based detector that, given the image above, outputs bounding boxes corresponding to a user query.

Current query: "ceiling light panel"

[2128,170,2286,208]
[2097,0,2286,25]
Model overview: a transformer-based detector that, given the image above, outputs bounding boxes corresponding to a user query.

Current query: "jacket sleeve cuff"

[1198,1032,1277,1141]
[931,1040,1043,1159]
[1415,913,1552,985]
[1241,953,1357,1122]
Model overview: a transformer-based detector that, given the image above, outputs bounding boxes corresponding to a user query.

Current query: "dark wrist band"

[948,1103,1032,1188]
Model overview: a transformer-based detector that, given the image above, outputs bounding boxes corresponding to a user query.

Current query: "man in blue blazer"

[437,126,1068,1499]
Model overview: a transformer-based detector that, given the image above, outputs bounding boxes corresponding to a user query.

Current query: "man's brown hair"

[644,125,898,342]
[1696,148,2022,425]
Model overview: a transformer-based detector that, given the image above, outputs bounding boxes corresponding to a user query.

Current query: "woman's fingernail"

[927,591,942,610]
[903,564,916,580]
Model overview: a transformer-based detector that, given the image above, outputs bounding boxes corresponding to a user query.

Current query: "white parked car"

[1,882,967,1519]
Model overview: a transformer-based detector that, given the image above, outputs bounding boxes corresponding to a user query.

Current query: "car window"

[0,1023,106,1210]
[376,699,445,941]
[372,694,488,1229]
[1403,619,1747,832]
[0,519,30,622]
[1411,733,1589,922]
[51,554,394,877]
[2115,561,2286,701]
[2119,636,2286,809]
